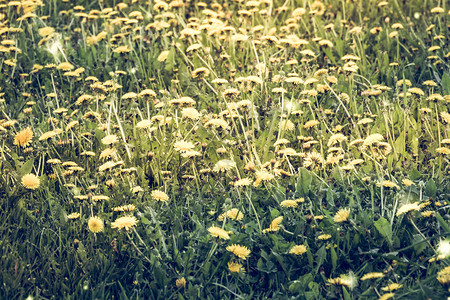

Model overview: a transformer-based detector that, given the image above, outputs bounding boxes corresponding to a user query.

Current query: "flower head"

[67,213,80,219]
[226,244,251,260]
[14,127,33,148]
[88,216,104,233]
[151,190,169,202]
[334,208,350,223]
[22,173,40,189]
[289,245,307,255]
[228,261,245,273]
[111,216,139,231]
[208,225,230,240]
[396,202,420,217]
[360,272,385,281]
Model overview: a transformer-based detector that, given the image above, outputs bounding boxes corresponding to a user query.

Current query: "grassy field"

[0,0,449,299]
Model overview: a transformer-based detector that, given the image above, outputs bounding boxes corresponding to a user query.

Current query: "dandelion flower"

[176,277,186,288]
[289,245,307,255]
[318,234,332,240]
[88,216,104,233]
[182,107,201,120]
[39,129,63,141]
[113,45,131,53]
[191,67,210,78]
[364,134,384,146]
[14,127,33,148]
[111,216,139,231]
[253,170,275,187]
[157,50,170,62]
[333,208,350,223]
[136,120,152,129]
[57,62,74,71]
[396,202,420,216]
[228,261,245,273]
[279,119,295,131]
[437,266,450,285]
[234,178,252,187]
[360,272,385,281]
[208,225,230,240]
[174,140,195,152]
[151,190,169,202]
[263,216,283,233]
[38,27,55,37]
[327,273,358,290]
[22,173,40,189]
[381,283,403,291]
[280,200,298,208]
[101,134,118,145]
[378,293,395,300]
[67,213,80,220]
[226,244,251,260]
[213,159,236,172]
[402,179,415,186]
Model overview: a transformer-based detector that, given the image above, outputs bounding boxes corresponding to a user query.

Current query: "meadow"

[0,0,449,299]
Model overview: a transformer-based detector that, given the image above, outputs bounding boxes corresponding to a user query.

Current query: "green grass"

[0,0,449,299]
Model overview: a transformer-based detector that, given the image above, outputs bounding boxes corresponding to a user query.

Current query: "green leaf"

[435,212,450,234]
[330,246,337,274]
[424,179,437,198]
[315,246,326,271]
[20,158,34,176]
[342,286,351,300]
[297,167,312,195]
[164,47,175,72]
[374,217,392,245]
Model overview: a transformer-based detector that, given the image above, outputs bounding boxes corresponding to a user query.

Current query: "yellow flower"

[176,277,186,288]
[381,283,403,291]
[174,140,195,152]
[318,234,332,240]
[191,67,210,78]
[151,190,169,202]
[279,119,295,131]
[208,225,230,240]
[234,178,252,187]
[157,50,170,62]
[22,173,40,189]
[228,261,245,273]
[111,216,139,231]
[289,245,307,255]
[181,107,201,120]
[378,293,395,300]
[226,244,251,260]
[39,129,63,141]
[14,127,33,147]
[377,180,399,189]
[101,134,118,145]
[360,272,384,281]
[67,213,80,219]
[333,208,350,223]
[437,266,450,285]
[396,202,420,217]
[113,45,131,53]
[88,216,104,233]
[280,200,298,208]
[402,179,415,186]
[38,27,55,37]
[57,62,74,71]
[136,120,152,129]
[263,216,283,233]
[226,208,244,220]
